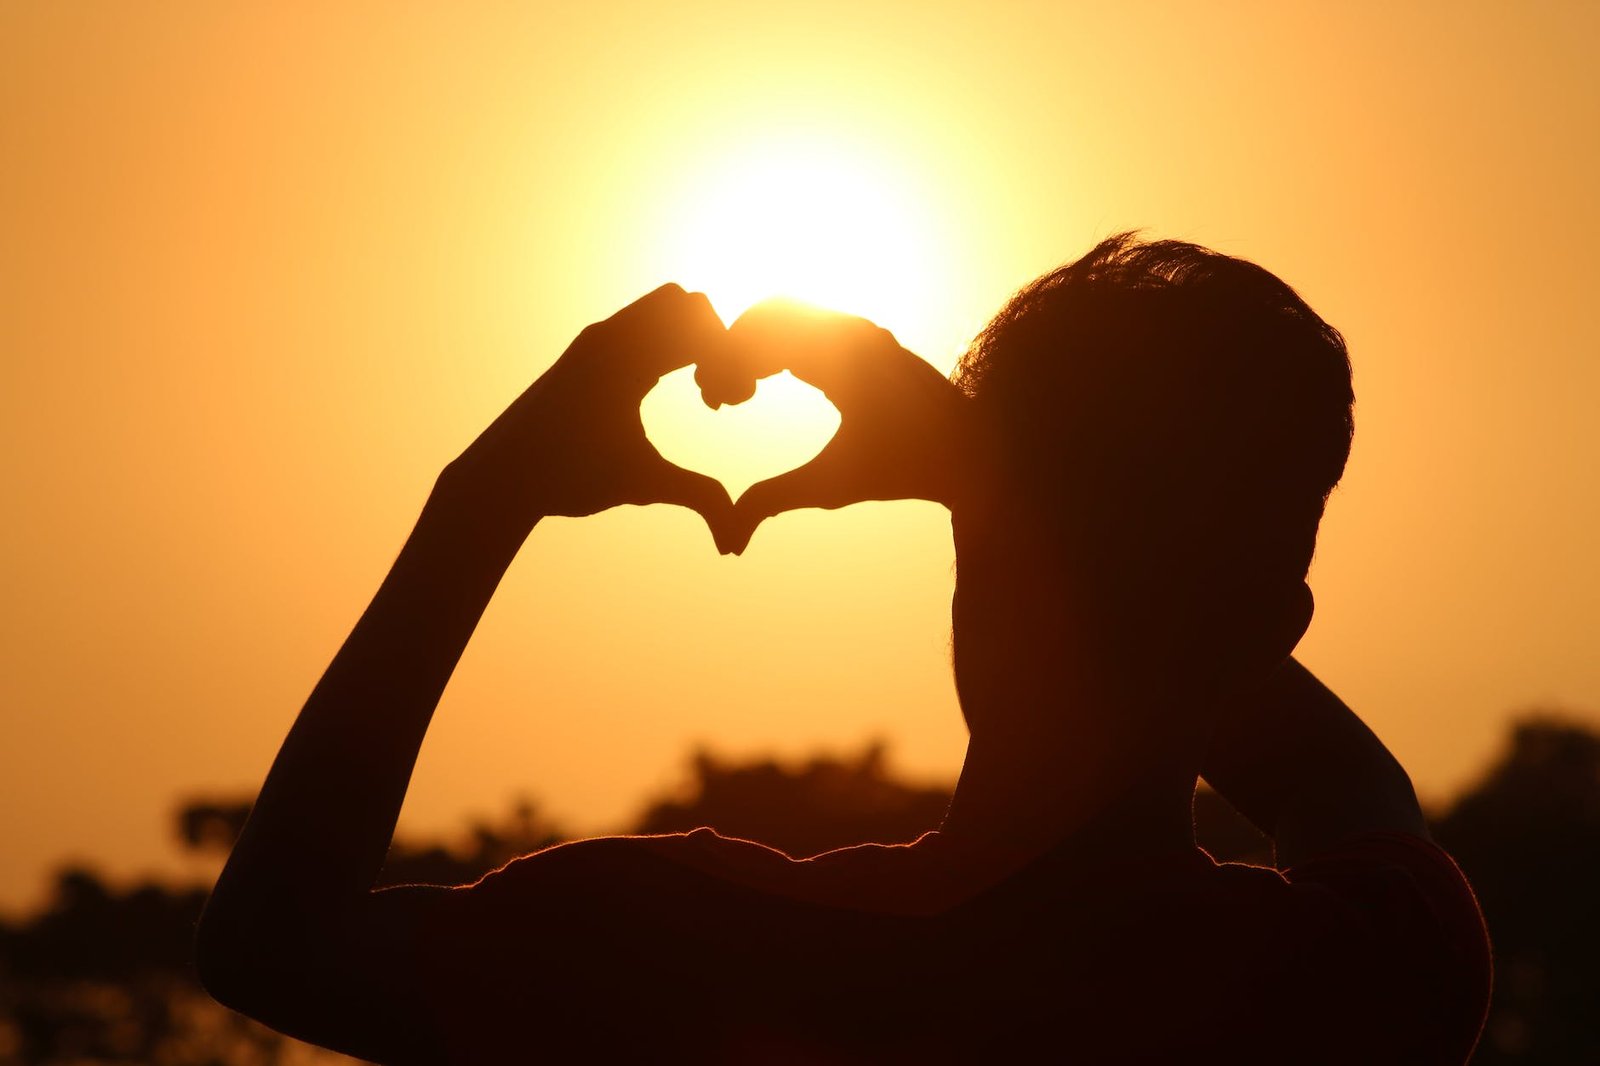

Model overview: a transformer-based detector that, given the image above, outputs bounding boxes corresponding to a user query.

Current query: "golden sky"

[3,2,1597,913]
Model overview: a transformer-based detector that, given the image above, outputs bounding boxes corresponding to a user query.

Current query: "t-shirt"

[414,828,1490,1064]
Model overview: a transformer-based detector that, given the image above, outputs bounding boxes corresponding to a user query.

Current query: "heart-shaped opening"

[641,366,841,499]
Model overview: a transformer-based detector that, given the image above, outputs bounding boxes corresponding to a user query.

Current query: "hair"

[955,233,1353,597]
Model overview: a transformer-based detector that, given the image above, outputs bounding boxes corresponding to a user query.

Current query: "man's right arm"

[1201,657,1428,868]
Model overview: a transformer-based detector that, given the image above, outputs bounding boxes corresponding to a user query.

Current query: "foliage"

[1,718,1595,1062]
[1432,716,1600,1065]
[631,740,1271,864]
[632,741,951,857]
[0,798,562,1064]
[0,868,297,1064]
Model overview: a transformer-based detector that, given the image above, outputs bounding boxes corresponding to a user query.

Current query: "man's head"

[950,234,1352,702]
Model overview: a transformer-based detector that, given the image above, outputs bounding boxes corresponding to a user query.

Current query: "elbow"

[194,891,302,1017]
[194,896,258,1011]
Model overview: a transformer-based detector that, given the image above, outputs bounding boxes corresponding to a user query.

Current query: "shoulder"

[1073,836,1488,1063]
[463,828,804,905]
[426,828,933,979]
[465,828,750,887]
[471,827,942,915]
[1227,831,1491,1064]
[433,829,801,952]
[1191,829,1486,943]
[411,832,926,1062]
[1280,830,1490,974]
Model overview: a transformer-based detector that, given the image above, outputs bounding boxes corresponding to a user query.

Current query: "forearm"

[202,479,529,942]
[1201,658,1427,867]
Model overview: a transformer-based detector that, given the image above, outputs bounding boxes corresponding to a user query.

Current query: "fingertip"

[713,513,748,556]
[674,288,726,338]
[685,288,719,317]
[726,300,786,344]
[652,281,687,297]
[726,523,757,556]
[694,361,756,408]
[614,285,729,381]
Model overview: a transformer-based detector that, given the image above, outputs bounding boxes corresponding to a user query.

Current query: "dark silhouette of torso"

[415,827,1486,1064]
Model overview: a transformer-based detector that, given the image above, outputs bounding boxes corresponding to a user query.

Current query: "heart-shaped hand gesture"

[438,284,737,546]
[696,300,976,554]
[438,287,977,556]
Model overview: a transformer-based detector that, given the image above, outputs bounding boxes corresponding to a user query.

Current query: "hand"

[438,284,736,550]
[695,301,977,554]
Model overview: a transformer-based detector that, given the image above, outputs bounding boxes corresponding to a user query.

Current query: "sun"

[640,367,841,500]
[655,132,948,345]
[641,132,957,498]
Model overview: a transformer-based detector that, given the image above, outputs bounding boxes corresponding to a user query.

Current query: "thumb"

[652,459,739,555]
[727,452,850,555]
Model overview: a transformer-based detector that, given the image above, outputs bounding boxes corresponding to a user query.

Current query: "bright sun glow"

[641,368,841,499]
[658,134,947,343]
[644,134,953,494]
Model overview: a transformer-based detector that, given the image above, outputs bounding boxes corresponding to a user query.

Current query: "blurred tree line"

[1,716,1595,1064]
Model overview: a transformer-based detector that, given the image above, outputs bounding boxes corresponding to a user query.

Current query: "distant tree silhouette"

[176,798,252,854]
[0,795,563,1064]
[7,721,1594,1062]
[629,741,953,857]
[628,740,1271,865]
[0,865,292,1064]
[176,794,566,887]
[1432,715,1600,1064]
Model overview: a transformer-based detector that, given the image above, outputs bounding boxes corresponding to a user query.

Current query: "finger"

[607,284,729,385]
[692,298,805,409]
[698,300,892,410]
[650,458,740,555]
[725,451,854,554]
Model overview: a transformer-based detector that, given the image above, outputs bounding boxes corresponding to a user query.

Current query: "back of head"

[955,233,1352,646]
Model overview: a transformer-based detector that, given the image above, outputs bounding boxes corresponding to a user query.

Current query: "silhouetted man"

[198,235,1491,1063]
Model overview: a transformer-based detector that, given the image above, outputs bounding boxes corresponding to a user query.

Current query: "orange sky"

[3,2,1597,914]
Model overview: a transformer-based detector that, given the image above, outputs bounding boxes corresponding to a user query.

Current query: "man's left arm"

[195,286,734,1062]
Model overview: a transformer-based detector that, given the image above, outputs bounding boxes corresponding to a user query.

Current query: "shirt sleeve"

[408,832,832,1063]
